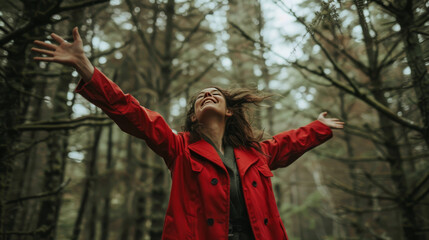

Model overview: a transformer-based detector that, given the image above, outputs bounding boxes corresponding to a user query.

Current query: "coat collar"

[188,138,226,171]
[234,147,260,178]
[188,138,261,177]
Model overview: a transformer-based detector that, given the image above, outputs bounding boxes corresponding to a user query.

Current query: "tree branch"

[370,0,399,15]
[167,61,215,101]
[363,171,396,196]
[6,135,52,159]
[92,38,133,59]
[328,180,396,201]
[313,150,386,163]
[58,0,109,12]
[6,179,71,205]
[409,171,429,200]
[292,61,423,133]
[124,0,161,65]
[172,10,214,59]
[336,204,398,214]
[0,0,109,46]
[16,115,112,131]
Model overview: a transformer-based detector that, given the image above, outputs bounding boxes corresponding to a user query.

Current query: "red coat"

[76,68,333,240]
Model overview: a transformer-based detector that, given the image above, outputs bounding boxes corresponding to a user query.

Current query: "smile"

[202,98,217,106]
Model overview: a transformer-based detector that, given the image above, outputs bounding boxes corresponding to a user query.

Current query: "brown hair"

[184,87,269,151]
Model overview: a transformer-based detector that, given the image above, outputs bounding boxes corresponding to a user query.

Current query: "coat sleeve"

[74,67,182,170]
[260,120,333,170]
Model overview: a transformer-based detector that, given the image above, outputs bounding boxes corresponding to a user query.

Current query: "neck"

[200,119,226,154]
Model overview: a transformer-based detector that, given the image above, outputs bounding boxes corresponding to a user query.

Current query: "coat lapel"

[234,147,260,178]
[188,139,226,171]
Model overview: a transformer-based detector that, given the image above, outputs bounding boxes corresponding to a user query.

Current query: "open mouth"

[202,98,217,106]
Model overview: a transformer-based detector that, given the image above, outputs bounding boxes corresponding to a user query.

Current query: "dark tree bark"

[35,65,73,240]
[100,125,114,240]
[120,135,135,240]
[353,2,421,238]
[391,0,429,147]
[71,126,103,240]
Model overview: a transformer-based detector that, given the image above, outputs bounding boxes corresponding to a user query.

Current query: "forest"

[0,0,428,239]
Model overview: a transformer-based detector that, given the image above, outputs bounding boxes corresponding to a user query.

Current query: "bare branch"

[363,171,396,196]
[415,9,429,27]
[379,38,403,68]
[16,115,112,131]
[409,171,429,200]
[92,38,132,59]
[312,28,369,75]
[6,179,71,205]
[292,61,423,133]
[328,180,396,201]
[6,135,52,159]
[58,0,109,12]
[0,0,109,46]
[166,62,215,101]
[414,186,429,204]
[314,150,386,163]
[124,0,161,65]
[173,13,209,59]
[370,0,400,15]
[336,204,398,214]
[0,16,13,31]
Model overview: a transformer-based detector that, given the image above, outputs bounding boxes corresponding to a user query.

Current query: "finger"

[34,56,55,62]
[51,33,66,44]
[31,47,55,56]
[34,40,57,50]
[318,112,327,120]
[72,27,82,41]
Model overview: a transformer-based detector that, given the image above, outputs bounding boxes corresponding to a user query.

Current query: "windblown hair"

[184,87,269,151]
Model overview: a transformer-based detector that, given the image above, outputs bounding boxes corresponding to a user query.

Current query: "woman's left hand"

[317,112,344,129]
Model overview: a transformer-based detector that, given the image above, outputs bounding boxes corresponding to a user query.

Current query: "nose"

[204,92,213,98]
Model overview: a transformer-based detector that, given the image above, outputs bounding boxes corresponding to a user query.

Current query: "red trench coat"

[76,68,333,240]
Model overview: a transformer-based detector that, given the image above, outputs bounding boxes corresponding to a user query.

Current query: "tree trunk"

[354,2,421,238]
[120,135,136,240]
[71,126,103,240]
[134,144,150,240]
[395,1,429,147]
[100,125,114,240]
[339,92,365,239]
[0,18,29,240]
[35,65,73,240]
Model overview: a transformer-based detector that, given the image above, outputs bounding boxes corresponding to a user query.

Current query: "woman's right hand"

[32,27,94,82]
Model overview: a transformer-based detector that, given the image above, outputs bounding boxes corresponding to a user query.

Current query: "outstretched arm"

[260,112,344,170]
[32,28,183,170]
[32,27,94,82]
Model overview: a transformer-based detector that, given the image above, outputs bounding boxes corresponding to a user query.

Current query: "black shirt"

[202,136,250,226]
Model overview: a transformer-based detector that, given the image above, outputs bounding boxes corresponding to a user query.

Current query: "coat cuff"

[74,67,100,93]
[311,120,333,140]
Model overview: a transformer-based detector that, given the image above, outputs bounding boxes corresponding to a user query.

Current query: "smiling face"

[191,87,232,123]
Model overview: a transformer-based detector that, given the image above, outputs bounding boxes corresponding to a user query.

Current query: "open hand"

[32,27,94,81]
[32,27,86,67]
[317,112,344,129]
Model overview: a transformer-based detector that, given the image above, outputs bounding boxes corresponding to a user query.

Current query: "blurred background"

[1,0,428,239]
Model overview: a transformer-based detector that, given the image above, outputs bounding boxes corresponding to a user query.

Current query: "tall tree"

[282,0,429,239]
[370,0,429,146]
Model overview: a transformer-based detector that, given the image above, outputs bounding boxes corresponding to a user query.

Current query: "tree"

[280,0,429,239]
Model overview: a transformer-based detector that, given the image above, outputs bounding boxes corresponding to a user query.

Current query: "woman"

[32,27,344,240]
